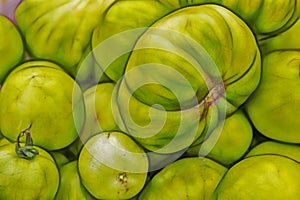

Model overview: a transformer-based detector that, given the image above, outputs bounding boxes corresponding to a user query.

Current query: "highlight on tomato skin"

[0,132,60,200]
[0,60,85,151]
[78,132,149,200]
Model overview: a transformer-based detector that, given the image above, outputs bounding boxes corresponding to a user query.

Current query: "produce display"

[0,0,299,199]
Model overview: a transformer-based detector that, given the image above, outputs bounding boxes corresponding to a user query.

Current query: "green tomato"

[213,155,300,199]
[246,141,300,162]
[167,0,300,38]
[218,0,299,38]
[245,50,300,143]
[0,61,85,150]
[95,0,285,87]
[81,82,120,143]
[91,0,173,82]
[0,15,24,83]
[0,134,59,200]
[15,0,115,79]
[187,110,253,166]
[138,157,227,200]
[78,131,148,199]
[114,4,260,152]
[260,19,300,55]
[55,161,96,200]
[123,4,260,111]
[113,81,209,153]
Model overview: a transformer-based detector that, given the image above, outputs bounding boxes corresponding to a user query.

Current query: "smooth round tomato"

[0,60,85,150]
[0,131,59,200]
[213,155,300,199]
[55,161,95,200]
[78,131,148,199]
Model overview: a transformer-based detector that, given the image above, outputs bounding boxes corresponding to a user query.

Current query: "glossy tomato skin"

[55,161,96,200]
[0,138,59,200]
[15,0,115,79]
[114,4,261,153]
[138,157,227,200]
[0,61,85,151]
[245,50,300,143]
[0,15,24,83]
[78,132,148,200]
[213,155,300,199]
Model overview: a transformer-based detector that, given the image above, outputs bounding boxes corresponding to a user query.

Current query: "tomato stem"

[15,126,39,159]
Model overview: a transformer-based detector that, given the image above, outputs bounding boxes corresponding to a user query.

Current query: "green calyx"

[15,126,39,160]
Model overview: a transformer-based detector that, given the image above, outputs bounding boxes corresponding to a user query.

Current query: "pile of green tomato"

[1,0,300,199]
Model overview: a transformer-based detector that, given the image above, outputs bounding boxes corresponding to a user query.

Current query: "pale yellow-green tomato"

[0,61,85,150]
[81,82,120,143]
[91,0,173,82]
[0,15,24,83]
[213,155,300,199]
[245,50,300,143]
[260,19,300,55]
[15,0,115,79]
[166,0,300,38]
[187,110,253,166]
[138,157,227,200]
[78,132,148,200]
[0,137,59,200]
[115,4,260,153]
[55,161,96,200]
[246,141,300,162]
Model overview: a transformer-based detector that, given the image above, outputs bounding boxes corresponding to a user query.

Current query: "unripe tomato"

[0,15,24,83]
[0,130,59,200]
[78,131,148,199]
[0,60,85,150]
